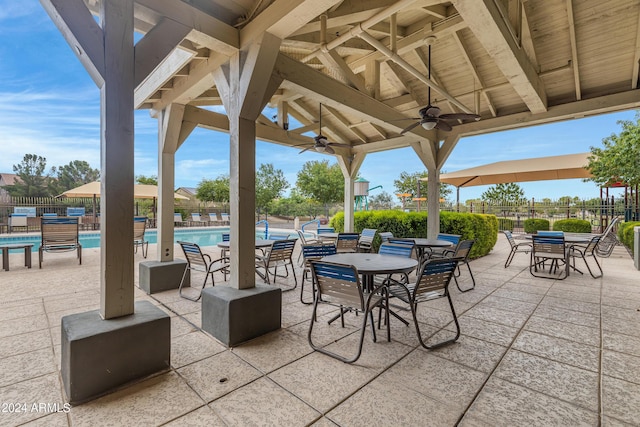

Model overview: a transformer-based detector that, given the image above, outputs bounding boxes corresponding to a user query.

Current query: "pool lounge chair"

[133,217,148,258]
[39,217,82,268]
[189,213,207,226]
[174,212,187,227]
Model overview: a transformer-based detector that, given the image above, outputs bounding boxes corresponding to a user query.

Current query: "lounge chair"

[178,241,229,301]
[220,213,230,225]
[174,212,187,227]
[133,216,148,258]
[189,213,207,226]
[308,260,389,363]
[378,231,394,242]
[39,217,82,268]
[208,213,221,225]
[9,214,28,233]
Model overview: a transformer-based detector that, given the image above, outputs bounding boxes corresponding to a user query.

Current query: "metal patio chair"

[386,257,461,349]
[425,233,461,259]
[569,235,603,278]
[376,241,416,327]
[299,243,337,305]
[255,238,298,289]
[39,217,82,268]
[431,239,476,292]
[308,260,389,363]
[178,241,229,301]
[336,232,359,253]
[133,216,149,258]
[356,228,377,252]
[502,230,532,267]
[530,234,569,280]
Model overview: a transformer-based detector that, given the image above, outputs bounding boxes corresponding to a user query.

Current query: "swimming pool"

[0,228,296,252]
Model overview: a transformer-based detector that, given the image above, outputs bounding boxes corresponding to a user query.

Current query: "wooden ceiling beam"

[452,0,547,113]
[566,0,582,100]
[631,3,640,89]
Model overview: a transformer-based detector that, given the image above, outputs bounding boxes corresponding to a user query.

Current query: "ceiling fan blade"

[435,120,452,131]
[439,113,481,121]
[324,145,335,154]
[298,145,314,154]
[400,121,421,134]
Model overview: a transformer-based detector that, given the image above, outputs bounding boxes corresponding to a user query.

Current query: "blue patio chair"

[356,228,377,253]
[308,260,389,363]
[502,230,532,267]
[386,257,461,349]
[376,241,416,327]
[425,233,461,259]
[299,243,337,305]
[431,239,476,292]
[569,235,603,278]
[336,232,359,253]
[530,235,569,280]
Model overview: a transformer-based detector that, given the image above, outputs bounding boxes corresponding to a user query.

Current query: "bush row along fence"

[440,198,639,234]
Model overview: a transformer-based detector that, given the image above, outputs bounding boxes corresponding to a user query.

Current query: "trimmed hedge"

[329,210,498,259]
[618,221,640,255]
[497,218,514,231]
[524,218,549,234]
[552,219,592,233]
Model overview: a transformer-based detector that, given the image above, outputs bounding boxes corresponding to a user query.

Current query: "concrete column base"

[61,301,170,405]
[202,285,281,347]
[139,260,188,294]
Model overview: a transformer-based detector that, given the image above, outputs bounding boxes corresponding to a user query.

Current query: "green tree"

[481,183,525,206]
[393,170,453,202]
[296,160,344,217]
[136,175,158,185]
[196,175,230,203]
[255,163,289,219]
[54,160,99,192]
[587,114,640,187]
[368,191,395,210]
[6,154,55,197]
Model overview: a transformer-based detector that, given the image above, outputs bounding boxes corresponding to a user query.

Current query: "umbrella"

[59,181,188,199]
[58,181,188,219]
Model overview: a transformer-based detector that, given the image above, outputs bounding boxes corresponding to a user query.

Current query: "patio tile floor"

[0,233,639,426]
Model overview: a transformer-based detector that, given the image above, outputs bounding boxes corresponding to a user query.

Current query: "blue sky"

[0,1,633,202]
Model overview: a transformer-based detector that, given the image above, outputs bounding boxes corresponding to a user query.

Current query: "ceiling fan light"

[315,145,326,153]
[421,119,438,130]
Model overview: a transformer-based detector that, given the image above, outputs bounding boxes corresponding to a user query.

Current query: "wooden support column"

[98,0,135,319]
[157,103,190,261]
[337,153,365,232]
[213,32,282,290]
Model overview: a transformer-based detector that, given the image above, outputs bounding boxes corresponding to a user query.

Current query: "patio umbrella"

[58,181,188,218]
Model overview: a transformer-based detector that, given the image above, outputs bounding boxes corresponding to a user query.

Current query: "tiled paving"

[0,234,639,426]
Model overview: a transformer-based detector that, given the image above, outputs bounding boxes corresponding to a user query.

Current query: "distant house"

[175,187,198,201]
[0,173,20,197]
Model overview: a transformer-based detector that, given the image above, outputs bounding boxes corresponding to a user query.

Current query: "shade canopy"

[59,181,188,199]
[438,153,593,188]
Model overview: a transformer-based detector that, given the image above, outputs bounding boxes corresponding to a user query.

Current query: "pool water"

[0,228,231,252]
[0,228,298,252]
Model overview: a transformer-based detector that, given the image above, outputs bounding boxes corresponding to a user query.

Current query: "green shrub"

[524,218,549,234]
[497,218,514,231]
[329,210,498,258]
[552,219,592,233]
[618,221,640,255]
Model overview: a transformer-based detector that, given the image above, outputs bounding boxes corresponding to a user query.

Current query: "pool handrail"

[301,219,320,236]
[256,220,269,239]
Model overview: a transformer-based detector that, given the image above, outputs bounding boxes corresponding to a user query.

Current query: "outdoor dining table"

[216,239,275,251]
[320,252,419,327]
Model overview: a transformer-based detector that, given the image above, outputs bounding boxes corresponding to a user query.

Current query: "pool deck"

[0,234,639,426]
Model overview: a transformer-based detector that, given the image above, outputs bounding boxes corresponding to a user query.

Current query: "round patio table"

[321,253,418,285]
[393,238,453,261]
[216,239,275,250]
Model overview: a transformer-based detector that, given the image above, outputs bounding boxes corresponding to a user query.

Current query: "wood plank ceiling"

[92,0,640,159]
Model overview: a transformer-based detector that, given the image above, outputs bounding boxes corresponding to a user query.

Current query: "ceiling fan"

[298,103,350,154]
[400,37,480,134]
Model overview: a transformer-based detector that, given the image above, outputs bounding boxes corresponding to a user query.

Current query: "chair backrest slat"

[378,242,414,258]
[437,233,461,244]
[178,241,209,271]
[41,217,80,247]
[502,230,517,248]
[532,235,565,255]
[267,239,296,261]
[451,239,475,261]
[317,227,334,234]
[379,231,394,242]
